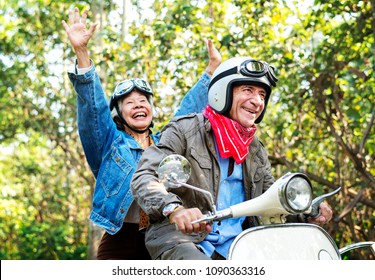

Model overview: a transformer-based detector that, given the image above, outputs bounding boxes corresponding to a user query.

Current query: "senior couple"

[64,7,332,260]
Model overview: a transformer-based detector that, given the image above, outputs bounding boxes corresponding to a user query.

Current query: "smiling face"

[228,84,266,128]
[120,90,153,132]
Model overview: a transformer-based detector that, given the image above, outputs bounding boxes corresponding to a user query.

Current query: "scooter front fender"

[228,223,340,260]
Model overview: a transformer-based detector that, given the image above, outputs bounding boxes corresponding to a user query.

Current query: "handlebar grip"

[306,205,321,219]
[305,187,341,219]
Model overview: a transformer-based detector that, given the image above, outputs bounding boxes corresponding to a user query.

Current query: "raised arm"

[62,7,97,68]
[203,38,222,76]
[174,39,222,117]
[63,8,113,177]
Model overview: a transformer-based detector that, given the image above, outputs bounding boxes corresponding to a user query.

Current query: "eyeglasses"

[114,78,153,97]
[239,59,278,87]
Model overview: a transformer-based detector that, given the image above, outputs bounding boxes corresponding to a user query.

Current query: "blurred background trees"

[0,0,373,259]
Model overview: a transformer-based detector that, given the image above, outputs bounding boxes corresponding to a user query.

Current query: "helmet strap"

[208,67,237,91]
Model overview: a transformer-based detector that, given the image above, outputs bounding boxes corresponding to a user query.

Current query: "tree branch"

[334,189,363,222]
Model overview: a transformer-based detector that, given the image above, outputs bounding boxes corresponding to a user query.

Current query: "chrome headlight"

[280,173,312,213]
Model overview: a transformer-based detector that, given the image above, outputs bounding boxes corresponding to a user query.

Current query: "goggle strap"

[208,67,237,91]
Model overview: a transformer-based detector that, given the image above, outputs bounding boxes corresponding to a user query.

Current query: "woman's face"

[229,84,266,128]
[120,90,153,131]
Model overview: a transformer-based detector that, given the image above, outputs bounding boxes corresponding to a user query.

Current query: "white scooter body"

[158,154,375,260]
[228,223,340,260]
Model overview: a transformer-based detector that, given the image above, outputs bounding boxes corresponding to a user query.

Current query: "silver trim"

[279,173,312,213]
[339,241,375,256]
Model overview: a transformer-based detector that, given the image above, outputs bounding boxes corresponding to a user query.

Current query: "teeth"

[134,113,146,118]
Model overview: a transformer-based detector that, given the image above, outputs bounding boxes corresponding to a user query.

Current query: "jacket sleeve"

[68,62,117,178]
[173,72,210,117]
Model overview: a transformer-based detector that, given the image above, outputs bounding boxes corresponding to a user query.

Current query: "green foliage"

[0,0,373,259]
[0,132,91,259]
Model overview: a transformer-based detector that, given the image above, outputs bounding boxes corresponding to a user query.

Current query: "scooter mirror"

[157,154,217,213]
[157,154,191,189]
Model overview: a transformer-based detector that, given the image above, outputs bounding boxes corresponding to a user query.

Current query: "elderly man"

[131,57,333,260]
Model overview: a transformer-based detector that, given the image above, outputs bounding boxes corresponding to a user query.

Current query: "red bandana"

[203,105,257,164]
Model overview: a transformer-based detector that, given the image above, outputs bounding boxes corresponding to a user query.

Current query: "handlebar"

[192,186,342,224]
[192,208,233,224]
[305,187,341,218]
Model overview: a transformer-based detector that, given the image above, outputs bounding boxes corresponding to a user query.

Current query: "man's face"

[120,90,153,131]
[228,84,266,128]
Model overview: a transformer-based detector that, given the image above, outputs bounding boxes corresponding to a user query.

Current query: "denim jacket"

[68,63,210,234]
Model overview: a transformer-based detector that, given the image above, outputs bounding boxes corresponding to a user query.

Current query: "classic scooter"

[157,154,375,260]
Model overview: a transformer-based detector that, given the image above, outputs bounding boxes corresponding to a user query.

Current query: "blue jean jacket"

[68,63,210,234]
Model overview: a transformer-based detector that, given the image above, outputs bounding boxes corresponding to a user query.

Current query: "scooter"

[157,154,375,260]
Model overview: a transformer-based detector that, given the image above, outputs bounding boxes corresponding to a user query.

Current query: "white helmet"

[208,56,278,123]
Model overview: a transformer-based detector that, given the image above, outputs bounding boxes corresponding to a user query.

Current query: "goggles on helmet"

[239,59,278,86]
[114,78,153,97]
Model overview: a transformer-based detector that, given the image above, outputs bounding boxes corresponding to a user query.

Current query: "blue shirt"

[198,147,246,258]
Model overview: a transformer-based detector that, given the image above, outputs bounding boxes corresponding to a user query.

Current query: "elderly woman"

[62,7,222,259]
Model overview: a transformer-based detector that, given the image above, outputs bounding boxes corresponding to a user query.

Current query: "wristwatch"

[162,203,182,218]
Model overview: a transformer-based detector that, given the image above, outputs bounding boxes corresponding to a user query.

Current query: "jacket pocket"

[253,147,268,180]
[253,166,266,183]
[251,149,270,198]
[191,146,211,169]
[99,147,133,197]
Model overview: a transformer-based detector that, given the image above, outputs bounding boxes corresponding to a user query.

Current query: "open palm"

[62,8,97,50]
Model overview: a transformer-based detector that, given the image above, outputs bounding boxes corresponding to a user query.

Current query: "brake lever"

[305,187,341,218]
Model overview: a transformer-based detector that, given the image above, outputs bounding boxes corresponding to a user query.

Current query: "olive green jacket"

[131,113,275,259]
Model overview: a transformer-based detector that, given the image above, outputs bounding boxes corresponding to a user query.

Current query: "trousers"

[97,222,151,260]
[157,242,225,260]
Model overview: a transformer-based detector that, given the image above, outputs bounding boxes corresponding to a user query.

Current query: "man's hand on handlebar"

[307,202,333,226]
[169,208,212,234]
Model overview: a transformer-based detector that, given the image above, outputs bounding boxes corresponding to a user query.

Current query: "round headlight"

[285,176,312,212]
